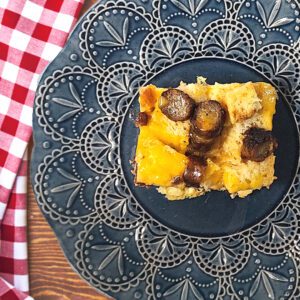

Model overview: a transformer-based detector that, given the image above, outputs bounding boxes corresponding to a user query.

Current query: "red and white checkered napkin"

[0,0,84,299]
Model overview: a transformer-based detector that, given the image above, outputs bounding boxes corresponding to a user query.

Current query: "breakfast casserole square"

[134,78,277,200]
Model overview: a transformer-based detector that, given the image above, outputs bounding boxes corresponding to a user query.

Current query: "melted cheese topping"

[253,82,277,130]
[146,102,190,154]
[135,79,277,199]
[135,128,188,186]
[139,85,190,154]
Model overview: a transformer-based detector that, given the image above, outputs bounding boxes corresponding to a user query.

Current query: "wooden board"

[28,1,109,299]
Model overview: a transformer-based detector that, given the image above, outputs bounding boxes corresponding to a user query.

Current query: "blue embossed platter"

[31,0,300,299]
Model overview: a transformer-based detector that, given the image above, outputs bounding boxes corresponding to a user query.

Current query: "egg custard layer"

[134,78,277,200]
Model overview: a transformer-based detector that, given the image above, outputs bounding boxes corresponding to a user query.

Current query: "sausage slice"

[186,131,214,156]
[189,130,214,146]
[185,144,210,157]
[191,100,226,138]
[159,89,195,121]
[241,127,277,162]
[135,112,149,127]
[183,156,206,187]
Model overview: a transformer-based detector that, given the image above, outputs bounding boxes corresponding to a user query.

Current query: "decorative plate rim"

[31,0,300,299]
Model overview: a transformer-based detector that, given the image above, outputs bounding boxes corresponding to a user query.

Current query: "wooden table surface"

[28,1,109,299]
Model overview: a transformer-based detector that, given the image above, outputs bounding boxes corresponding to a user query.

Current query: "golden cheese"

[145,102,190,154]
[253,82,277,130]
[135,128,188,186]
[139,84,165,112]
[134,79,277,199]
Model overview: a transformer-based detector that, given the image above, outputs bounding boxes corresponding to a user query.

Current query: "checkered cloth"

[0,1,84,299]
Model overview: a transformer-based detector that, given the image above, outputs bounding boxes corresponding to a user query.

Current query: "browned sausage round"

[241,127,277,162]
[185,143,210,157]
[186,131,214,156]
[159,89,195,121]
[183,156,206,187]
[135,112,149,127]
[189,130,214,146]
[191,100,226,138]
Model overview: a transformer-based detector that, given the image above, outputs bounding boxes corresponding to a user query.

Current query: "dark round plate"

[121,58,299,237]
[31,1,300,299]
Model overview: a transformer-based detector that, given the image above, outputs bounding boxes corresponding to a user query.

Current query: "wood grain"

[28,1,109,299]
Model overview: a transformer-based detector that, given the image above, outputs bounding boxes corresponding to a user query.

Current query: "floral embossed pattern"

[32,0,300,299]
